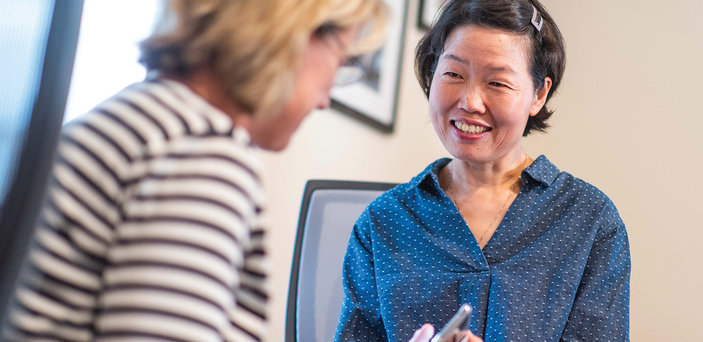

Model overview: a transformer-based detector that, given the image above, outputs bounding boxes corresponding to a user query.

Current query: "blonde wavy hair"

[140,0,388,119]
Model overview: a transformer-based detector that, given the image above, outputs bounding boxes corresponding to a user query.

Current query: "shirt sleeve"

[4,125,120,341]
[229,213,269,342]
[561,203,631,341]
[335,211,388,342]
[5,126,269,341]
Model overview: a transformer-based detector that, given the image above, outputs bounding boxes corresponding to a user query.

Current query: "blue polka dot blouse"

[335,155,630,342]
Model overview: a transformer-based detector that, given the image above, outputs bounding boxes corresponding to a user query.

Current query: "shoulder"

[362,158,447,218]
[545,159,625,235]
[63,79,261,175]
[65,78,238,145]
[558,170,617,211]
[60,81,264,210]
[530,155,614,208]
[558,171,612,205]
[362,183,407,216]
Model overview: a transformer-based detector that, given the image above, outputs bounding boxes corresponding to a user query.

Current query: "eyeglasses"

[325,30,367,86]
[335,56,367,86]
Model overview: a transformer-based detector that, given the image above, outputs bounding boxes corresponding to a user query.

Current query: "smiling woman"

[416,0,565,137]
[428,25,552,164]
[335,1,630,341]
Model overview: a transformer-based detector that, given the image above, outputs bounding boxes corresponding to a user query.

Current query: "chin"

[448,149,491,163]
[257,137,290,152]
[262,144,287,152]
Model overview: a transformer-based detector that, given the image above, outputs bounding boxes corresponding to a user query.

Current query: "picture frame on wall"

[417,0,445,31]
[330,0,407,133]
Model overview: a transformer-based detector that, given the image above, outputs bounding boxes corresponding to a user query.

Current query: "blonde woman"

[6,0,386,340]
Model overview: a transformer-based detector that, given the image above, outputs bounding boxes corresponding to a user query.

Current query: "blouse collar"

[407,154,561,193]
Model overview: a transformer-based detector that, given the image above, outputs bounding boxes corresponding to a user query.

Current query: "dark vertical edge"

[0,0,84,328]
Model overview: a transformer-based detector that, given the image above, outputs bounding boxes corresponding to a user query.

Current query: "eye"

[489,81,505,87]
[343,56,361,68]
[445,72,462,79]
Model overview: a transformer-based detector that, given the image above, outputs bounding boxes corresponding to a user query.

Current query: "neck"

[164,67,255,130]
[445,151,530,195]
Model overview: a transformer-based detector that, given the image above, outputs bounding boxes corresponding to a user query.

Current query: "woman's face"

[251,29,356,151]
[429,25,551,164]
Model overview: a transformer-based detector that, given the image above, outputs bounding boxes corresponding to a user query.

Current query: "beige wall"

[260,0,703,341]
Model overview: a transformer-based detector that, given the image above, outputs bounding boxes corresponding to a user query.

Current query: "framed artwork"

[330,0,407,133]
[417,0,446,31]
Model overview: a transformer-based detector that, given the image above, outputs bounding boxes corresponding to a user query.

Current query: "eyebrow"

[443,53,467,64]
[441,54,519,75]
[485,65,519,75]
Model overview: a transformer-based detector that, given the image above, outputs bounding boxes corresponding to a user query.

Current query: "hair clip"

[531,5,543,32]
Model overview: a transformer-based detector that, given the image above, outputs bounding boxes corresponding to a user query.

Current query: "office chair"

[285,179,396,342]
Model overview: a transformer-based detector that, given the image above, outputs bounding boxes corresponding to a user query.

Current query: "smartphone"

[430,304,472,342]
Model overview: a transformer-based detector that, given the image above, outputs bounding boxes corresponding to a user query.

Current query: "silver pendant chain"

[445,158,528,246]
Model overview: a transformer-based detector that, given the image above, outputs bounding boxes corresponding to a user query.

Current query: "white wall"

[527,1,703,341]
[260,0,703,341]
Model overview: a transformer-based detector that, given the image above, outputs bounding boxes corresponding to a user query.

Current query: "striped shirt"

[6,78,269,341]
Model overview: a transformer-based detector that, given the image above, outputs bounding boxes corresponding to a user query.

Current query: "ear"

[529,77,552,117]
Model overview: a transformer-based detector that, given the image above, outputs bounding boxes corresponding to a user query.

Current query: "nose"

[458,86,486,114]
[317,94,331,110]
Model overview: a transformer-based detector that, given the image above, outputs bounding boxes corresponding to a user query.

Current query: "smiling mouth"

[452,120,491,134]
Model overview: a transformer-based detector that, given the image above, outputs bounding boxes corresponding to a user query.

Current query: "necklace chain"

[446,158,528,246]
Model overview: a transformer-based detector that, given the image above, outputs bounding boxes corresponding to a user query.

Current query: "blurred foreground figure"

[5,0,386,340]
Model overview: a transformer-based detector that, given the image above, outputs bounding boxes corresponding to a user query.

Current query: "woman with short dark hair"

[336,1,630,341]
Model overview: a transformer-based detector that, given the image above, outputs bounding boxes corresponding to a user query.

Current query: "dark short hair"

[415,0,566,136]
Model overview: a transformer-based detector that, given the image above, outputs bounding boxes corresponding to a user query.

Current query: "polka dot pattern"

[335,155,630,342]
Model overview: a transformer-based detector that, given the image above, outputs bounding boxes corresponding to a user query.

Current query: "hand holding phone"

[429,304,472,342]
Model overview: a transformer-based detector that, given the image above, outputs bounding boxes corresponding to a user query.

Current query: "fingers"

[454,330,483,342]
[466,331,483,342]
[406,324,483,342]
[408,323,435,342]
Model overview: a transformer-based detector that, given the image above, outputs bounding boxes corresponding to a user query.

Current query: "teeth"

[453,121,489,134]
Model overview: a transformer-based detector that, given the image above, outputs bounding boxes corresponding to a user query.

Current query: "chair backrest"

[285,180,396,342]
[0,0,83,327]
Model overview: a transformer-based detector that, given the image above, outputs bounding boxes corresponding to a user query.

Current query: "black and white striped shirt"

[7,78,269,341]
